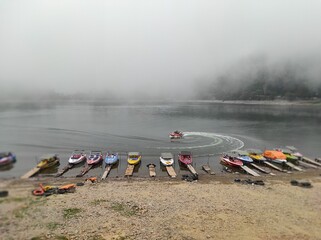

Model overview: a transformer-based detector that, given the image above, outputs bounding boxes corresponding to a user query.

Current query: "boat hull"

[220,156,243,167]
[249,154,266,161]
[38,159,60,169]
[87,152,103,165]
[37,154,60,169]
[236,155,253,163]
[69,155,86,165]
[105,154,119,165]
[0,154,16,166]
[178,154,192,165]
[269,158,287,164]
[160,157,174,166]
[127,158,141,165]
[87,157,103,165]
[169,131,183,139]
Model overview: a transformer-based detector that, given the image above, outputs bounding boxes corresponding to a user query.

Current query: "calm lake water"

[1,101,321,178]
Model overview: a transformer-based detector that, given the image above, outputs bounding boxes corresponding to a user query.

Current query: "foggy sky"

[1,0,321,99]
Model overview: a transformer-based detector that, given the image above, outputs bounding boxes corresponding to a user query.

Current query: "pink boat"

[87,151,103,165]
[178,151,192,165]
[220,154,243,167]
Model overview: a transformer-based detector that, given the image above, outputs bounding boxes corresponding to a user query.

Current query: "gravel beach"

[1,170,321,240]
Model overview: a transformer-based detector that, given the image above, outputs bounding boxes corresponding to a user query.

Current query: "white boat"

[160,152,174,166]
[68,150,86,165]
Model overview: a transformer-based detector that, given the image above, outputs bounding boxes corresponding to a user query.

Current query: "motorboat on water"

[87,151,103,165]
[246,149,266,161]
[0,152,16,166]
[37,154,60,169]
[104,152,119,165]
[178,151,192,165]
[231,150,253,163]
[263,150,287,164]
[160,152,174,166]
[220,153,243,167]
[127,152,141,165]
[68,150,86,165]
[169,130,184,140]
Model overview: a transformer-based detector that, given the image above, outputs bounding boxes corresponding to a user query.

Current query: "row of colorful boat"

[11,145,321,179]
[220,146,303,167]
[20,150,195,178]
[63,150,193,167]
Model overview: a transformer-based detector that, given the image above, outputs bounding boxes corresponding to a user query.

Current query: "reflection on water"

[0,101,320,178]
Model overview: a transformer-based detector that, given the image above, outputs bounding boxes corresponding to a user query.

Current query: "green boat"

[274,148,299,163]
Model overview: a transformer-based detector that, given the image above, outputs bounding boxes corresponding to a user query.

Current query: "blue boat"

[0,152,17,167]
[231,150,253,163]
[104,153,119,165]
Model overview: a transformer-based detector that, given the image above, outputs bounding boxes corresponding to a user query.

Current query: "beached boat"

[231,150,253,163]
[246,149,266,161]
[275,148,299,163]
[160,152,174,166]
[178,151,192,165]
[263,150,287,164]
[87,151,103,165]
[37,154,60,169]
[220,154,243,167]
[286,146,303,159]
[0,152,16,166]
[68,150,86,165]
[127,152,141,165]
[169,130,184,139]
[104,152,119,165]
[21,154,60,179]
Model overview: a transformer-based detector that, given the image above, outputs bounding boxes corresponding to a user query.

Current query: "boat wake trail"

[156,132,244,152]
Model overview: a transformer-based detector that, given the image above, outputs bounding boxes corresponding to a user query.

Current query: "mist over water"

[1,1,321,100]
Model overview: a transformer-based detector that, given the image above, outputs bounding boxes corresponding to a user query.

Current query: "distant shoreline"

[1,99,321,106]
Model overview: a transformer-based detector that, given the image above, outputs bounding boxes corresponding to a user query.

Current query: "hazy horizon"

[1,0,321,100]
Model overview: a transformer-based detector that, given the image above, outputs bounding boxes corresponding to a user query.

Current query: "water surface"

[1,101,320,178]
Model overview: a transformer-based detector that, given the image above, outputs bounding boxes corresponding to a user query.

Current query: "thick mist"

[1,0,321,101]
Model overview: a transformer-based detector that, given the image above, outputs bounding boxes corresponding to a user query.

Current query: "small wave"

[156,131,244,151]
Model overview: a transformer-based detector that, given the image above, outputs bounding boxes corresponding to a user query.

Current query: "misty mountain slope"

[198,59,321,101]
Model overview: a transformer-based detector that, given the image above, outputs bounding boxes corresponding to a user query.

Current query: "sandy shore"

[1,170,321,240]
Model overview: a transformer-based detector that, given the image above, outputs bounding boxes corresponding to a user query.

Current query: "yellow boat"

[37,154,60,169]
[127,152,141,165]
[246,149,266,161]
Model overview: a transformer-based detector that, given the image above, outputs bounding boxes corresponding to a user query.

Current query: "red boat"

[178,151,193,165]
[220,154,243,167]
[87,151,103,165]
[169,130,184,139]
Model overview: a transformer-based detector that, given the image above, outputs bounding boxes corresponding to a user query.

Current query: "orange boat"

[263,150,287,164]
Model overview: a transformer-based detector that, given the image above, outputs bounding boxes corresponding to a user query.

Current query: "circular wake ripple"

[156,132,244,151]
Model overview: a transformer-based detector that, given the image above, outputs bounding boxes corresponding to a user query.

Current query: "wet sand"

[1,169,321,240]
